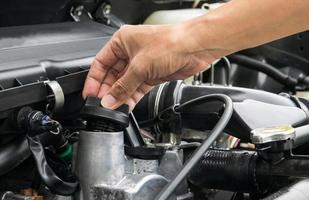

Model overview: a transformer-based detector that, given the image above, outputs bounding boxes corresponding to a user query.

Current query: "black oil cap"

[80,97,129,131]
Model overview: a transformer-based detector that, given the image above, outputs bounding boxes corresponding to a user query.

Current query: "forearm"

[84,0,309,109]
[179,0,309,57]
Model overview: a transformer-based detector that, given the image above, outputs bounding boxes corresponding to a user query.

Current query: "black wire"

[139,92,231,127]
[175,94,228,112]
[156,94,233,200]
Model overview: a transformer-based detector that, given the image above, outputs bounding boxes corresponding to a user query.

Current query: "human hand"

[82,24,226,111]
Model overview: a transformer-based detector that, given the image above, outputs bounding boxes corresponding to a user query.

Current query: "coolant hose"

[0,137,30,176]
[156,94,233,200]
[189,149,309,193]
[188,149,258,192]
[228,54,298,88]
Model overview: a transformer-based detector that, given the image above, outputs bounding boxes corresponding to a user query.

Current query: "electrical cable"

[139,91,231,127]
[155,94,233,200]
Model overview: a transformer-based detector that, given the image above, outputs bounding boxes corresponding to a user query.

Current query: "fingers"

[101,58,146,109]
[82,39,121,98]
[126,83,153,111]
[145,79,165,86]
[97,59,128,98]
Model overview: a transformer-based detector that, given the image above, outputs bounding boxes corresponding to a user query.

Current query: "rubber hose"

[189,148,309,193]
[0,137,30,176]
[228,54,298,88]
[188,149,258,192]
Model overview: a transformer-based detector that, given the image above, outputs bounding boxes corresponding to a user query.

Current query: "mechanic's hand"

[82,24,224,111]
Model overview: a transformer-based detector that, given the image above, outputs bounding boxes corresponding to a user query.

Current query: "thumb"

[101,59,145,109]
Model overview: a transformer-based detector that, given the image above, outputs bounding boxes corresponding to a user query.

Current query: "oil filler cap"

[80,97,129,129]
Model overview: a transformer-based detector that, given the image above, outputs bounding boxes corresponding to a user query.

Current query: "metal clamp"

[44,81,65,113]
[154,82,168,134]
[251,124,295,144]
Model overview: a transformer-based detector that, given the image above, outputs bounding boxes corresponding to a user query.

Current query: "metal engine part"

[1,191,35,200]
[75,130,170,200]
[74,97,189,200]
[262,179,309,200]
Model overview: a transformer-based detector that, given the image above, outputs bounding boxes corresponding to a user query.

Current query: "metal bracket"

[70,5,93,22]
[44,81,65,113]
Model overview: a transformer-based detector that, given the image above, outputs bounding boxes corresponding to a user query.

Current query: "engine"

[1,1,309,200]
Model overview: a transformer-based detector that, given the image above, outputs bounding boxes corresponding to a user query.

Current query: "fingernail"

[101,94,117,108]
[82,92,87,100]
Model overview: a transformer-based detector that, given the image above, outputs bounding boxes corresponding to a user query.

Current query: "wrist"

[172,14,235,60]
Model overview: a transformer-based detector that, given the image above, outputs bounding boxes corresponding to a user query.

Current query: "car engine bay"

[1,0,309,200]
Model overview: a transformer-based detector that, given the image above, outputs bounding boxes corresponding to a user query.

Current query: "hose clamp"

[154,82,168,134]
[44,80,65,113]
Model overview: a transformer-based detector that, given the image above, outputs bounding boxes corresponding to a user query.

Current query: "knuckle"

[119,25,133,32]
[112,79,130,98]
[111,30,131,60]
[130,55,149,79]
[109,68,119,77]
[110,37,121,51]
[137,85,151,95]
[110,37,127,59]
[131,65,145,78]
[115,25,133,39]
[92,58,105,70]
